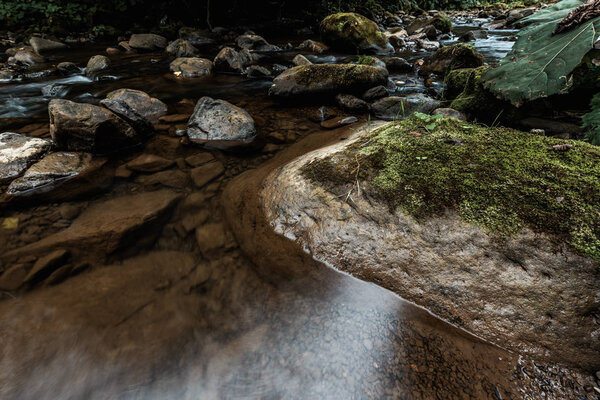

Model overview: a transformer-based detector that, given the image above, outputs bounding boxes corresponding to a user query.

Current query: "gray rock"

[166,39,198,57]
[459,30,488,42]
[128,33,168,51]
[86,55,110,76]
[297,39,329,53]
[100,99,154,136]
[49,99,139,154]
[293,54,312,66]
[57,62,79,74]
[213,47,253,74]
[363,85,390,101]
[105,88,167,124]
[0,132,52,183]
[269,64,388,99]
[170,57,213,78]
[29,37,67,54]
[246,65,271,78]
[8,50,45,66]
[235,34,280,52]
[6,152,111,201]
[370,94,441,120]
[335,94,369,113]
[187,97,256,149]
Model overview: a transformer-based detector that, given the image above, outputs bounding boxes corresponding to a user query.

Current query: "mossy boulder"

[421,43,484,77]
[303,114,600,261]
[320,13,393,54]
[444,67,474,99]
[268,64,388,99]
[406,15,453,35]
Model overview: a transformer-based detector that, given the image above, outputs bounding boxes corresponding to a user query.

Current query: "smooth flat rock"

[0,132,52,183]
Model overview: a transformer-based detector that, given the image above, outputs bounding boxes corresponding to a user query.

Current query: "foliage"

[481,0,600,107]
[583,93,600,145]
[303,116,600,260]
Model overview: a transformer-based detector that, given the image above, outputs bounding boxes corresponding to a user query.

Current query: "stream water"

[0,21,597,400]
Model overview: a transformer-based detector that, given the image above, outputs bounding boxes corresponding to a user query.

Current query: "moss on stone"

[444,67,474,99]
[303,115,600,261]
[320,12,389,53]
[431,16,452,33]
[421,43,484,77]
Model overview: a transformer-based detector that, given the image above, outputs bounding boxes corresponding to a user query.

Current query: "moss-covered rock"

[448,66,516,123]
[303,114,600,260]
[406,15,452,35]
[421,43,484,77]
[444,67,473,99]
[320,13,393,54]
[268,64,388,99]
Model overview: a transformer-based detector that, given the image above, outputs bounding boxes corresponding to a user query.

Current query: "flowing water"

[0,24,597,400]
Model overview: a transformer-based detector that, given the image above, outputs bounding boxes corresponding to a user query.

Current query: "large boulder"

[105,88,167,124]
[420,43,484,77]
[5,152,111,201]
[406,15,452,35]
[369,94,441,120]
[0,133,52,183]
[269,64,388,99]
[128,34,168,51]
[166,39,198,57]
[86,55,110,76]
[213,47,253,73]
[320,13,393,54]
[187,97,256,149]
[170,57,213,78]
[29,37,67,54]
[49,99,139,154]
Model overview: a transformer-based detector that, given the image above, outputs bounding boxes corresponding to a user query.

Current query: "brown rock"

[24,249,69,283]
[0,264,27,291]
[135,170,189,188]
[185,152,215,167]
[190,161,224,188]
[126,154,174,172]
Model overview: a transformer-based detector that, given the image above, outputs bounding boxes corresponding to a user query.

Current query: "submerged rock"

[320,13,393,54]
[246,65,271,78]
[86,55,110,76]
[170,57,213,78]
[187,97,256,149]
[29,37,67,54]
[178,27,215,47]
[269,64,388,99]
[5,152,111,201]
[297,39,329,54]
[128,33,168,51]
[105,88,167,124]
[0,133,52,183]
[49,99,139,154]
[126,154,174,172]
[56,62,79,74]
[3,190,181,260]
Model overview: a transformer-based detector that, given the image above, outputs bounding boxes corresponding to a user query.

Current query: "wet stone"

[321,116,359,129]
[185,152,215,167]
[0,132,52,183]
[136,170,189,189]
[24,249,69,284]
[126,154,174,173]
[0,264,28,291]
[170,58,214,78]
[190,161,224,188]
[106,88,167,125]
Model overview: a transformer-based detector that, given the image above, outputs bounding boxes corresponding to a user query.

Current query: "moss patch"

[303,115,600,261]
[320,12,389,53]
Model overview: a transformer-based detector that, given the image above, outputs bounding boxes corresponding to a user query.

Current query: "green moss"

[422,43,484,77]
[303,115,600,261]
[444,67,473,99]
[431,16,452,33]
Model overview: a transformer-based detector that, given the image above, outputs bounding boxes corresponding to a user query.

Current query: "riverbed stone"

[320,13,393,54]
[293,54,312,66]
[297,39,329,53]
[3,190,181,260]
[5,152,111,201]
[166,39,198,57]
[0,264,27,291]
[170,57,213,78]
[370,94,441,120]
[235,34,280,52]
[335,94,368,113]
[0,133,52,183]
[29,37,67,54]
[421,43,484,77]
[57,62,79,74]
[178,27,215,48]
[246,65,271,78]
[214,47,253,74]
[8,50,45,66]
[100,98,155,136]
[86,55,110,76]
[105,88,167,124]
[24,249,69,284]
[433,107,467,120]
[128,33,168,51]
[269,64,388,99]
[362,85,390,101]
[190,161,225,188]
[49,99,139,154]
[187,97,257,149]
[126,154,174,172]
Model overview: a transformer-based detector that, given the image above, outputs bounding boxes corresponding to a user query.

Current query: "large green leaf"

[481,0,600,107]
